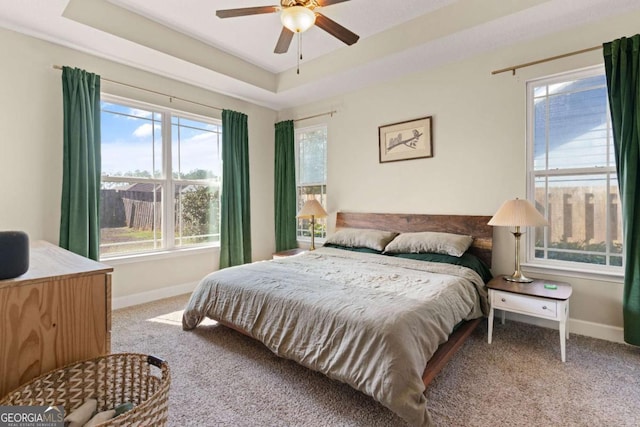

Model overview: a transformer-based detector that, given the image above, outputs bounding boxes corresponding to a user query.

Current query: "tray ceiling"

[0,0,639,109]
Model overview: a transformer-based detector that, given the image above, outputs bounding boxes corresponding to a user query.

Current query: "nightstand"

[272,248,307,259]
[487,276,572,362]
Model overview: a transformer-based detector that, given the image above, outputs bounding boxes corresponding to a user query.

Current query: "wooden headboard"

[335,212,493,267]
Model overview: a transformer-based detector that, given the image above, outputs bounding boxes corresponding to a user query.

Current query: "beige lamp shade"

[297,199,327,219]
[488,198,548,227]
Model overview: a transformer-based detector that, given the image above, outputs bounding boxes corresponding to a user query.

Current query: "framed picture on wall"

[378,116,433,163]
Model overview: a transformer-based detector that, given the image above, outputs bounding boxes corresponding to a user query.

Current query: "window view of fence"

[100,98,221,257]
[100,181,163,254]
[296,125,327,240]
[528,69,623,270]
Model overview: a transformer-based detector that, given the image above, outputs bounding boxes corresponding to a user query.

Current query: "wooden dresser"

[0,241,113,397]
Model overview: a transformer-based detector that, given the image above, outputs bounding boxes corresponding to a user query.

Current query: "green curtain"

[59,67,101,260]
[274,120,298,252]
[604,34,640,346]
[219,110,252,268]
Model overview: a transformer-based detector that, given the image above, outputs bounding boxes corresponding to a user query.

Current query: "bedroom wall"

[0,28,276,303]
[278,10,640,342]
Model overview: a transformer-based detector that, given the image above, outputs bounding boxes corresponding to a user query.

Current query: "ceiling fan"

[216,0,360,55]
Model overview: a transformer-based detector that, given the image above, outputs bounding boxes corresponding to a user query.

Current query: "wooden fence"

[101,189,160,230]
[122,198,160,230]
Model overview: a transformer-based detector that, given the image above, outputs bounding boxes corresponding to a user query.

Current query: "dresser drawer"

[492,290,557,319]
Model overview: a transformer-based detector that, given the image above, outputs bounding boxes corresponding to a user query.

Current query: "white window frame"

[100,94,221,260]
[524,66,623,281]
[294,124,328,243]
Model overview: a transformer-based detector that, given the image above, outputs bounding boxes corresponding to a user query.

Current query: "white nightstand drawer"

[492,290,558,318]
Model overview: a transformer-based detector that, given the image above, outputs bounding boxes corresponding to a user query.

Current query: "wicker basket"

[0,353,170,427]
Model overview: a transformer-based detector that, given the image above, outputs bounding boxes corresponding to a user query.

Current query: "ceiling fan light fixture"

[281,6,316,33]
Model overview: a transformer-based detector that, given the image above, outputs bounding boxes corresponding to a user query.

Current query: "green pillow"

[385,252,493,283]
[322,243,382,254]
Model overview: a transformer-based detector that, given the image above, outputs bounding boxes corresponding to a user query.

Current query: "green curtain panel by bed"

[59,67,101,261]
[274,120,298,252]
[219,109,252,269]
[604,34,640,346]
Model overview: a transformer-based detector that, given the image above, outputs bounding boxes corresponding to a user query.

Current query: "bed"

[182,212,493,426]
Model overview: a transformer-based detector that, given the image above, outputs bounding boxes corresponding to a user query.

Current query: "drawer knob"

[501,298,506,302]
[542,305,547,310]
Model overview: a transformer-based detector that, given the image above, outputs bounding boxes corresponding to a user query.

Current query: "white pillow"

[383,231,473,257]
[325,228,398,251]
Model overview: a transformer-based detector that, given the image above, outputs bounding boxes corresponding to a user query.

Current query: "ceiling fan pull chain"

[297,32,301,75]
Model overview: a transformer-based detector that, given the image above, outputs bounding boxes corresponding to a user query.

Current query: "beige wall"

[0,28,276,302]
[279,11,640,341]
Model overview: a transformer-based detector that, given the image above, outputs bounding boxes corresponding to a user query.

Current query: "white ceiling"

[0,0,639,110]
[110,0,457,74]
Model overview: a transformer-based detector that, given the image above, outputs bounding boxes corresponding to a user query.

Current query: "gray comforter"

[182,247,488,426]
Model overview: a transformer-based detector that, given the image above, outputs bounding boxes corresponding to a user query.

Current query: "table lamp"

[296,199,327,250]
[488,198,548,283]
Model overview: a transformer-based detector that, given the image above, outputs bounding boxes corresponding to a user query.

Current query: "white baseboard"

[568,317,625,343]
[112,281,199,310]
[502,312,625,344]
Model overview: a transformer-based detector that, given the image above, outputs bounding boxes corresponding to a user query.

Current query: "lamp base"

[309,216,316,250]
[503,272,533,283]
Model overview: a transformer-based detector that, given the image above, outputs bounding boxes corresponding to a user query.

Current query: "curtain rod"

[293,110,337,122]
[491,45,602,76]
[53,65,223,111]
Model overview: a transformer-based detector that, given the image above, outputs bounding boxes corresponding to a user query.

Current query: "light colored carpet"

[112,294,640,426]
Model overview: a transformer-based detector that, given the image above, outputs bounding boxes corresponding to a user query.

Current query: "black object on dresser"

[0,231,29,279]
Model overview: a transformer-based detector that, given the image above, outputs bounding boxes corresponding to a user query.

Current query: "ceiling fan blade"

[216,6,279,19]
[274,27,294,54]
[314,13,359,46]
[316,0,351,6]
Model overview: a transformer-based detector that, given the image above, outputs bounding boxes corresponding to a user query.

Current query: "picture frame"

[378,116,433,163]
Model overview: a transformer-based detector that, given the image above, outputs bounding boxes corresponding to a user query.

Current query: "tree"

[127,169,153,178]
[179,186,219,241]
[178,169,216,180]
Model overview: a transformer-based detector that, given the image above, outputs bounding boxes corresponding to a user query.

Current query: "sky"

[532,74,616,189]
[101,102,222,178]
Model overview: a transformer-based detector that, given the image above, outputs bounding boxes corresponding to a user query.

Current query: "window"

[100,96,221,258]
[295,125,327,241]
[526,67,623,272]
